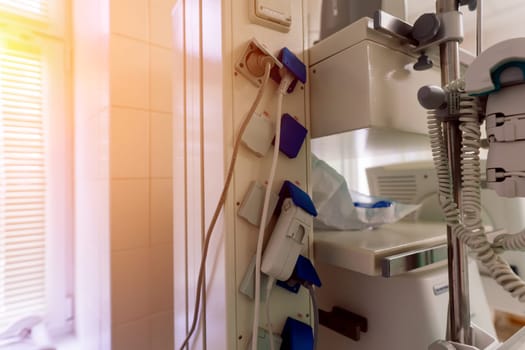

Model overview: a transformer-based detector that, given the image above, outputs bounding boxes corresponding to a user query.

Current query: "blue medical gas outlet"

[277,114,307,159]
[280,317,314,350]
[271,47,307,93]
[278,181,317,217]
[277,255,322,293]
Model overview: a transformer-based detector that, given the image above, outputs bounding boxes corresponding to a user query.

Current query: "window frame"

[0,0,73,340]
[0,0,66,39]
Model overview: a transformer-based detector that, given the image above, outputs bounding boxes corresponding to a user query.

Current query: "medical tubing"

[494,231,525,251]
[428,83,525,302]
[251,90,284,350]
[307,284,319,350]
[265,277,276,350]
[177,60,273,350]
[457,92,525,299]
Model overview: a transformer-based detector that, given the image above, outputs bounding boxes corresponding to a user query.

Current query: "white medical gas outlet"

[261,198,311,281]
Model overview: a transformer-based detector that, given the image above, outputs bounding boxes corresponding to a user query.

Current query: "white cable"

[177,61,273,350]
[498,172,525,178]
[428,82,525,302]
[265,277,276,350]
[251,90,285,350]
[306,284,319,350]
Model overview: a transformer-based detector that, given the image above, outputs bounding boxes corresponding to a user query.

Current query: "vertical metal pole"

[436,0,473,345]
[476,0,483,56]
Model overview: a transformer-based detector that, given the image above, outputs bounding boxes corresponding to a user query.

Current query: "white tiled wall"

[108,0,175,348]
[110,108,150,178]
[110,37,150,109]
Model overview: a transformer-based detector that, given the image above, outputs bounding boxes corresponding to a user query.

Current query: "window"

[0,0,71,342]
[0,40,47,333]
[0,0,49,21]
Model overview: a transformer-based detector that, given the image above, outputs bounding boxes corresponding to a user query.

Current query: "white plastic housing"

[308,18,450,138]
[241,112,275,157]
[315,258,495,350]
[485,84,525,197]
[249,0,292,33]
[237,181,279,227]
[464,38,525,95]
[261,198,311,281]
[486,85,525,142]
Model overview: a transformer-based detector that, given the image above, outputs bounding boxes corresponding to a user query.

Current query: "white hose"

[252,91,284,350]
[307,284,319,350]
[428,82,525,301]
[265,277,276,350]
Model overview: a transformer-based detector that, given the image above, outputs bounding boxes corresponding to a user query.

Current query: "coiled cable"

[494,231,525,252]
[428,81,525,301]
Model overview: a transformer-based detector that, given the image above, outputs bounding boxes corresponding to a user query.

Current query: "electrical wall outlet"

[245,327,283,350]
[241,111,275,157]
[239,255,272,302]
[235,38,282,87]
[238,181,279,227]
[261,198,312,281]
[278,114,307,159]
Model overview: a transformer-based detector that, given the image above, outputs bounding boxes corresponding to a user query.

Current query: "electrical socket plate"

[241,111,275,157]
[235,38,282,88]
[261,198,311,281]
[238,181,279,227]
[239,255,272,302]
[245,327,283,350]
[249,0,292,33]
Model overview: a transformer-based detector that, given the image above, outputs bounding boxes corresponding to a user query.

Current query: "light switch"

[249,0,292,33]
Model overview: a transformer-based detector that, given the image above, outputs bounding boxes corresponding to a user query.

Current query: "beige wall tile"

[108,2,175,348]
[110,108,149,178]
[150,46,173,113]
[150,244,174,313]
[110,0,149,41]
[150,112,173,178]
[111,248,151,324]
[110,35,150,109]
[96,110,110,180]
[150,0,175,48]
[150,179,173,244]
[110,179,149,251]
[151,311,174,350]
[113,318,150,350]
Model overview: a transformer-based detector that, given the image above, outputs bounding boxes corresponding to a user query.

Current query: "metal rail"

[477,0,483,56]
[381,244,448,277]
[436,0,472,345]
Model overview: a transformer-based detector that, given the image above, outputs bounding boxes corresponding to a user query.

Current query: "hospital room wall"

[173,0,312,348]
[107,0,175,347]
[74,0,176,348]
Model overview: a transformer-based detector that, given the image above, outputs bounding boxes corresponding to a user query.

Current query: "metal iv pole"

[373,0,479,345]
[437,0,472,345]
